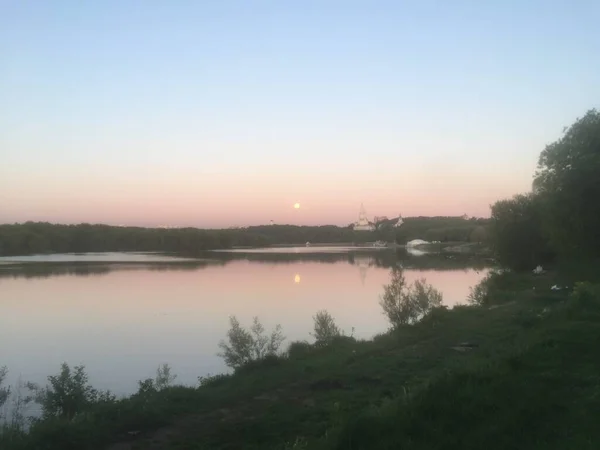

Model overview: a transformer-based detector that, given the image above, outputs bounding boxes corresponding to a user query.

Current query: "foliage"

[0,366,9,415]
[154,364,176,390]
[468,270,531,307]
[198,373,230,388]
[420,305,451,328]
[0,218,491,257]
[533,109,600,257]
[4,377,34,435]
[26,363,114,420]
[287,341,314,359]
[218,316,285,369]
[469,225,489,243]
[394,216,491,244]
[468,274,492,305]
[331,305,600,450]
[379,268,443,328]
[490,193,554,271]
[136,363,177,394]
[0,373,31,446]
[568,282,600,309]
[311,310,341,346]
[490,109,600,270]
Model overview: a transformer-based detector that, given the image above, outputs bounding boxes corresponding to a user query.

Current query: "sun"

[294,203,300,209]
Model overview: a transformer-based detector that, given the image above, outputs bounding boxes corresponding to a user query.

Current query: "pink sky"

[2,0,597,228]
[0,156,534,227]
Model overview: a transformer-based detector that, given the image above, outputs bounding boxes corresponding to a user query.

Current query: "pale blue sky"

[1,0,598,226]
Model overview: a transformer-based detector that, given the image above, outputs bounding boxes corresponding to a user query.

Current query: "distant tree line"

[394,217,490,244]
[490,109,600,271]
[0,218,490,257]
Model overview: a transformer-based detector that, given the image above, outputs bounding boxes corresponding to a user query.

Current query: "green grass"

[2,269,600,450]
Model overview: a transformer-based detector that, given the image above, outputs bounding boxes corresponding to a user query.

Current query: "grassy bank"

[2,263,600,449]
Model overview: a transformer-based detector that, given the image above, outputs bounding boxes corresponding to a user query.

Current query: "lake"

[0,248,491,397]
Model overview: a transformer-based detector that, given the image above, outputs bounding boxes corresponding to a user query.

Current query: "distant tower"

[270,220,274,226]
[353,203,375,231]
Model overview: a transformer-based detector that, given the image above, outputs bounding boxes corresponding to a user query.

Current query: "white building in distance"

[353,204,376,231]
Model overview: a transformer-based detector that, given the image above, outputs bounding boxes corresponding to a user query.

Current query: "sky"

[1,0,598,228]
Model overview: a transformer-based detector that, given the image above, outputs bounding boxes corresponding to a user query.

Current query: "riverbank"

[2,263,599,450]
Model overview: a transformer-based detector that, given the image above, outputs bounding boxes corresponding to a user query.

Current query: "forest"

[490,109,600,270]
[0,217,490,257]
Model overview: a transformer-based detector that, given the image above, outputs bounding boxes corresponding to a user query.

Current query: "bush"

[380,268,443,329]
[420,305,450,327]
[136,363,177,396]
[288,341,314,359]
[490,194,554,271]
[154,364,176,390]
[468,270,536,306]
[311,310,341,346]
[26,363,115,421]
[568,282,600,309]
[0,366,9,415]
[218,316,285,369]
[235,354,284,374]
[198,373,230,388]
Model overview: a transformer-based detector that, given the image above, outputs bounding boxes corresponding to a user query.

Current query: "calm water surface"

[0,248,491,396]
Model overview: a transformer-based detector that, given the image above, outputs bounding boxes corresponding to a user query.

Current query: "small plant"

[218,316,285,369]
[380,268,443,329]
[311,310,341,346]
[155,363,176,390]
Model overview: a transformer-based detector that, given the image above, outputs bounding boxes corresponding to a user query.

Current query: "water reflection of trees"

[0,250,494,280]
[208,249,494,271]
[0,262,218,280]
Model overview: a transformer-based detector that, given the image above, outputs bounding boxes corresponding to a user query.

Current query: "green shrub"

[235,354,284,374]
[218,316,286,369]
[380,268,443,328]
[26,363,115,421]
[154,363,176,390]
[0,366,9,414]
[198,373,230,388]
[568,282,600,310]
[288,341,314,359]
[420,305,450,327]
[311,310,341,346]
[468,270,528,306]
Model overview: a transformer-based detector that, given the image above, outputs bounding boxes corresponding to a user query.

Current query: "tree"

[380,268,443,328]
[490,193,553,271]
[154,364,177,390]
[469,226,488,243]
[218,316,285,369]
[311,310,341,346]
[26,363,113,420]
[533,109,600,257]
